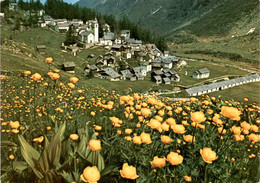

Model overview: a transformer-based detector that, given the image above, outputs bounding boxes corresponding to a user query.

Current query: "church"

[78,18,99,44]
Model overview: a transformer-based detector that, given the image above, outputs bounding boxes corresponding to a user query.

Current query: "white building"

[193,68,210,79]
[78,31,95,43]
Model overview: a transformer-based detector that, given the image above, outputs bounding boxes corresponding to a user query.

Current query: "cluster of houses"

[185,73,260,96]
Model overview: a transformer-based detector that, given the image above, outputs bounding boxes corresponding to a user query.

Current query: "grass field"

[176,60,249,87]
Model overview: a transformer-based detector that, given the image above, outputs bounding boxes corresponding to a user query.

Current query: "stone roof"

[195,68,210,74]
[63,62,75,68]
[80,31,93,36]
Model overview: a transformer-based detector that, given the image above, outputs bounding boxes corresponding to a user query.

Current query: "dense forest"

[1,0,168,51]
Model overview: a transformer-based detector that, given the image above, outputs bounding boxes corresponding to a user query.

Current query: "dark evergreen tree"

[64,25,77,45]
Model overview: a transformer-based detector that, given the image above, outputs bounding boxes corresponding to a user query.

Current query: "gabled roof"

[88,65,98,70]
[195,68,210,74]
[111,44,123,49]
[153,75,162,81]
[80,31,93,36]
[163,77,171,82]
[63,62,75,67]
[153,70,164,75]
[100,68,121,78]
[121,70,131,76]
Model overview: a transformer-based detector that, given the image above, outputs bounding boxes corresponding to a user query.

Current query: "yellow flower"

[23,71,31,76]
[218,127,226,134]
[183,176,192,182]
[50,73,60,80]
[46,126,51,131]
[230,126,242,135]
[120,163,139,180]
[140,132,152,144]
[171,124,186,134]
[70,134,79,140]
[250,125,259,132]
[221,106,241,121]
[248,133,259,143]
[90,111,96,116]
[161,135,173,144]
[149,119,161,130]
[11,129,19,134]
[166,152,183,165]
[9,154,15,160]
[240,121,251,131]
[67,83,75,89]
[125,129,133,135]
[9,121,20,129]
[165,118,176,125]
[183,135,195,143]
[161,122,170,131]
[190,111,206,124]
[88,139,101,151]
[94,125,102,131]
[132,136,142,144]
[31,73,42,81]
[45,57,53,63]
[200,147,218,163]
[150,156,166,168]
[141,108,151,118]
[80,166,100,183]
[70,77,79,83]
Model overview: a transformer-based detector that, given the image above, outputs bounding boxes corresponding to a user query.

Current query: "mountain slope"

[77,0,259,39]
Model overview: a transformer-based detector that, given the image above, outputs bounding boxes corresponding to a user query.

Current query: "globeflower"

[23,71,31,76]
[132,136,142,144]
[70,134,79,140]
[50,73,60,80]
[248,133,259,143]
[120,163,139,180]
[140,132,152,144]
[70,77,79,83]
[240,121,251,131]
[221,106,241,121]
[80,166,100,183]
[165,118,176,125]
[125,129,133,134]
[141,108,151,118]
[45,57,53,63]
[183,135,195,142]
[171,124,186,134]
[183,176,192,182]
[190,111,206,123]
[200,147,218,163]
[161,135,173,144]
[149,119,161,130]
[9,121,20,129]
[150,156,166,168]
[31,73,42,81]
[88,139,101,151]
[67,83,75,89]
[166,152,183,165]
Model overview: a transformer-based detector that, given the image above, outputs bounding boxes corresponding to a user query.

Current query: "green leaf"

[61,171,75,183]
[97,152,105,172]
[18,135,43,179]
[13,161,28,172]
[100,164,117,177]
[1,141,18,147]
